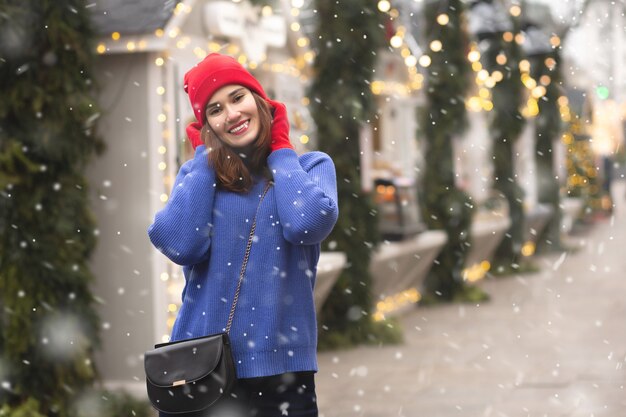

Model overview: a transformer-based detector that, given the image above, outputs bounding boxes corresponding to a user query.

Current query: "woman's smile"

[228,119,250,135]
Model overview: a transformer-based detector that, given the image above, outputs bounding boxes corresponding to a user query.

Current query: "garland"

[531,48,564,252]
[418,0,482,301]
[0,1,101,415]
[309,1,398,348]
[481,12,527,269]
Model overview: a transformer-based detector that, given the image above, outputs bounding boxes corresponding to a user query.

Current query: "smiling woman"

[147,53,339,417]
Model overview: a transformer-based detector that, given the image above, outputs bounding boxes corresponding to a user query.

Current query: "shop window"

[374,178,424,241]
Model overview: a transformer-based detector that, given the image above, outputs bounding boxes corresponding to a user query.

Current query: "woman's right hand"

[186,121,204,149]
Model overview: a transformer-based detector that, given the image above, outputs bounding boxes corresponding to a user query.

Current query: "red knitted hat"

[184,53,268,123]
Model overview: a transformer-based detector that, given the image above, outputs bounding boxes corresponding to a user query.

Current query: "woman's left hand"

[266,99,294,152]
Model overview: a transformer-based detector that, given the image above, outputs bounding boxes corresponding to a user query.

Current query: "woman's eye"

[208,107,221,116]
[233,94,245,102]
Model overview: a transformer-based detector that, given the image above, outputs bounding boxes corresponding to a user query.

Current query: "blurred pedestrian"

[148,53,338,417]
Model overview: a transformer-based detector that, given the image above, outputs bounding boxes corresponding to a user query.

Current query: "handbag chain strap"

[225,181,272,334]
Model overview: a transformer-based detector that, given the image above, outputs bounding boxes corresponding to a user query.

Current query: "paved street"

[316,181,626,417]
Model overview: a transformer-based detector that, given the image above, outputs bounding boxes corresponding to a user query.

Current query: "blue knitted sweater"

[148,146,338,378]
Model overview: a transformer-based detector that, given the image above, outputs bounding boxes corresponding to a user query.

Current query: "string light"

[519,59,530,72]
[168,27,180,38]
[373,288,421,322]
[521,241,536,257]
[430,40,443,52]
[437,14,449,25]
[522,97,539,117]
[531,86,546,98]
[377,0,391,12]
[174,2,186,15]
[462,260,491,282]
[521,73,536,89]
[550,35,561,47]
[476,69,489,82]
[468,50,481,63]
[390,35,403,48]
[466,96,482,112]
[404,55,417,67]
[370,80,413,96]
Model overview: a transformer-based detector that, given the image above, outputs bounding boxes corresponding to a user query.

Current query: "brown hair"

[202,92,272,193]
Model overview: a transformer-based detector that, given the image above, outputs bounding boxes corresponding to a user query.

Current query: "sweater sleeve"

[267,149,338,245]
[148,145,216,265]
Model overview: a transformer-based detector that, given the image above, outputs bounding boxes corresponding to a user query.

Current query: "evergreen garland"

[0,1,101,415]
[309,1,397,348]
[418,0,482,301]
[530,49,564,251]
[479,12,527,270]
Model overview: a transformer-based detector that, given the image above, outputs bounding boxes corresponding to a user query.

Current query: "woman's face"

[205,85,260,149]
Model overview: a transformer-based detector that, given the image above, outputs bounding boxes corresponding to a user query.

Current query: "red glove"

[266,99,294,152]
[186,121,204,149]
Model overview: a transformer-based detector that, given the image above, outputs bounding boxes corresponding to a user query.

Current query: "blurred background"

[1,0,625,416]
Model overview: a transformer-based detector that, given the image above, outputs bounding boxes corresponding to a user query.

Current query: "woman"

[148,53,338,417]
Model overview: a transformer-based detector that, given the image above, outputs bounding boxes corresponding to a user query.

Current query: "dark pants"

[158,372,318,417]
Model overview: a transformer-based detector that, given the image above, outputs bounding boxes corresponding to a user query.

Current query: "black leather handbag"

[144,182,271,414]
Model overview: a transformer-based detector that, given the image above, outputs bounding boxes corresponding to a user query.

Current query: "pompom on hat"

[184,53,269,124]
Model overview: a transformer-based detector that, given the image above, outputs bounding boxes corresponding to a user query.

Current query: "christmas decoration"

[562,98,605,218]
[0,1,102,415]
[418,0,486,302]
[309,1,401,348]
[525,28,565,252]
[471,1,527,270]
